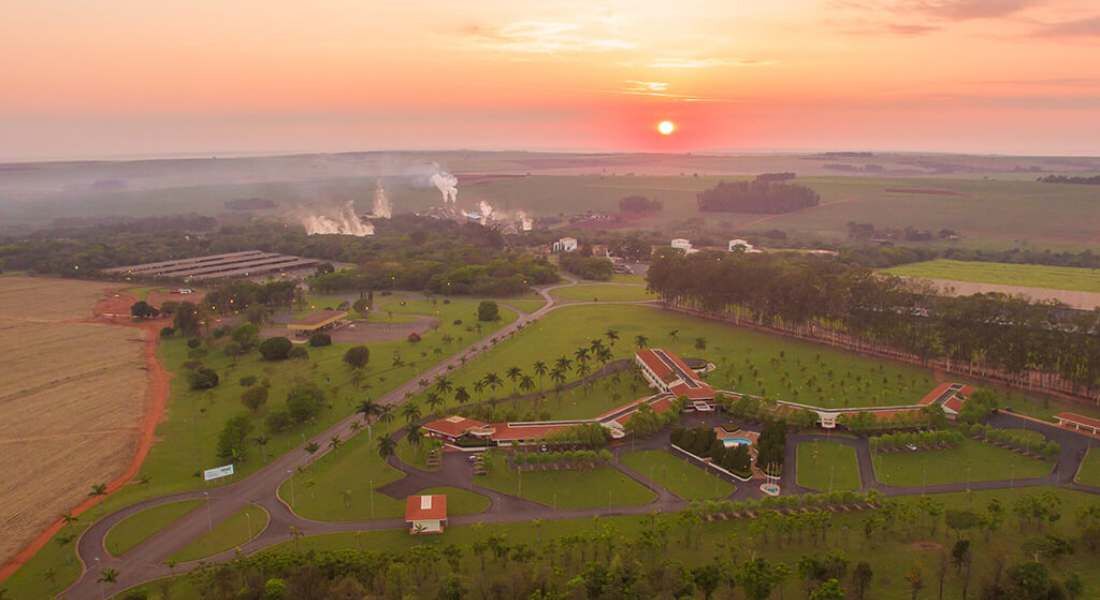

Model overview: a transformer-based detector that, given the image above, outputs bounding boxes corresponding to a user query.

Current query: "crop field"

[885,259,1100,293]
[0,277,149,567]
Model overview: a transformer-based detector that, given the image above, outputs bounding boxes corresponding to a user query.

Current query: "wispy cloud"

[647,57,775,69]
[624,80,670,93]
[459,20,635,54]
[1033,16,1100,38]
[830,0,1049,36]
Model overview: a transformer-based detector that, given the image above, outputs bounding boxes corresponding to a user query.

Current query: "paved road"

[61,283,1100,598]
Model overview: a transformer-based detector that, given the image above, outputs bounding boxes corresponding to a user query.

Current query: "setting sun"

[657,120,676,136]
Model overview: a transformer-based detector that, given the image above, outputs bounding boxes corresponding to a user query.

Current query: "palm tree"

[596,347,612,367]
[377,406,395,426]
[550,368,567,390]
[574,347,590,363]
[519,375,535,395]
[328,435,342,450]
[89,483,107,496]
[254,435,270,461]
[506,366,523,394]
[635,335,649,349]
[454,386,470,406]
[576,361,591,379]
[474,380,486,400]
[356,399,383,424]
[434,375,453,397]
[533,361,548,389]
[589,338,606,354]
[97,567,119,595]
[555,356,572,373]
[377,436,397,460]
[483,372,503,397]
[425,391,444,413]
[669,329,679,341]
[60,512,78,526]
[406,424,422,446]
[605,329,620,347]
[401,402,422,424]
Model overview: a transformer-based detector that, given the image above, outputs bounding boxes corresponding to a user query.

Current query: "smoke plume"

[372,179,392,218]
[301,201,374,236]
[430,165,458,204]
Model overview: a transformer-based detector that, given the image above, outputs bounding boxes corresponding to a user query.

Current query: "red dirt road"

[0,291,172,583]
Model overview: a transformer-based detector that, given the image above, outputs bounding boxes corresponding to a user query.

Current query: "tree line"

[697,180,820,214]
[1037,174,1100,185]
[647,252,1100,402]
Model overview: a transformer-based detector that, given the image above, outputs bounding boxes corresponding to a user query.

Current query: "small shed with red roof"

[405,494,447,534]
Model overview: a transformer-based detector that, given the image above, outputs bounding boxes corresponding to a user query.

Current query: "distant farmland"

[885,259,1100,293]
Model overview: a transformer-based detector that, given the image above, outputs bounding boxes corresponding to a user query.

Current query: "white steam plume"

[301,201,374,236]
[372,179,392,218]
[430,165,458,204]
[517,210,534,231]
[478,200,494,225]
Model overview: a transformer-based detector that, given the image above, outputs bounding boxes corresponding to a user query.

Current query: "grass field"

[885,259,1100,293]
[620,450,734,500]
[170,504,268,563]
[872,439,1051,487]
[104,500,202,557]
[418,487,492,516]
[550,283,657,303]
[477,457,656,509]
[1076,448,1100,487]
[795,441,862,492]
[120,486,1100,600]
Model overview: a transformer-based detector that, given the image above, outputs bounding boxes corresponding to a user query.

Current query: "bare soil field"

[923,278,1100,310]
[0,277,149,568]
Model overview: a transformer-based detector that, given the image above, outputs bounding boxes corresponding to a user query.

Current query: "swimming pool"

[722,437,753,448]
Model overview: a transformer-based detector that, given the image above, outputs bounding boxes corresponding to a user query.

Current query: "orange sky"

[2,0,1099,159]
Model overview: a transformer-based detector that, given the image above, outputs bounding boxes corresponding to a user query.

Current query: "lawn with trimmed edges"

[170,504,269,563]
[550,284,657,304]
[1076,448,1100,487]
[125,487,1100,600]
[477,457,655,509]
[620,450,734,500]
[872,438,1051,487]
[104,500,203,557]
[884,259,1100,293]
[795,441,862,492]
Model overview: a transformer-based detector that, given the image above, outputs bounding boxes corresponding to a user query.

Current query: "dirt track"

[0,280,169,582]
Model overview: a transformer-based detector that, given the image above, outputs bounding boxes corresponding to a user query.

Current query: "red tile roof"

[405,495,447,521]
[636,349,676,383]
[488,422,572,442]
[1056,412,1100,430]
[422,415,488,439]
[669,382,715,400]
[943,396,965,413]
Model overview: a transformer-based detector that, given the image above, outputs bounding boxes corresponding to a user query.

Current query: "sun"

[657,120,676,136]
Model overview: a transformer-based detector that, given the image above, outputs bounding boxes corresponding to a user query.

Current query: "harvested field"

[0,277,149,568]
[884,188,967,197]
[920,278,1100,311]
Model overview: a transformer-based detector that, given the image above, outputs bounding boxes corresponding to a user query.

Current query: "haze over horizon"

[4,0,1100,160]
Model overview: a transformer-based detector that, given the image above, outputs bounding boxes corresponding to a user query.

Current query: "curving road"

[60,278,1100,598]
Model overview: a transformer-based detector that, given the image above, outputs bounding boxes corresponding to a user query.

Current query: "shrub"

[288,346,309,360]
[407,332,421,343]
[308,332,332,347]
[187,338,202,349]
[216,415,253,461]
[232,323,260,350]
[477,301,500,322]
[265,410,293,433]
[159,327,175,338]
[258,337,292,361]
[212,325,231,339]
[286,383,326,423]
[188,367,220,390]
[343,346,370,369]
[239,375,258,387]
[241,386,269,412]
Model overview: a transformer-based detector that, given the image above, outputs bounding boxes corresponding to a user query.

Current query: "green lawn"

[104,500,203,557]
[170,504,269,563]
[1076,448,1100,487]
[620,450,734,500]
[417,487,492,516]
[795,441,862,492]
[477,457,656,509]
[123,487,1100,600]
[496,294,548,314]
[611,274,647,285]
[0,295,518,599]
[551,284,657,303]
[885,259,1100,293]
[873,439,1051,487]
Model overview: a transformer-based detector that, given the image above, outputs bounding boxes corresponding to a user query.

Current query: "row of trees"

[648,252,1100,402]
[697,180,820,214]
[509,449,614,470]
[962,423,1061,458]
[671,427,753,477]
[559,254,614,280]
[869,429,964,453]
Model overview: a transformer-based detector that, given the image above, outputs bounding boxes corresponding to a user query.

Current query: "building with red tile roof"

[422,415,495,442]
[405,495,447,534]
[1055,412,1100,436]
[635,348,715,401]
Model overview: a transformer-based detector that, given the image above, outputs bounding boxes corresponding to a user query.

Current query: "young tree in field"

[343,345,370,369]
[506,366,522,394]
[604,329,620,347]
[810,579,845,600]
[852,562,873,600]
[377,436,397,460]
[695,337,708,351]
[434,375,453,397]
[130,301,159,320]
[254,435,270,461]
[89,483,107,496]
[635,335,649,349]
[905,564,924,600]
[425,391,444,413]
[519,375,535,396]
[241,385,268,412]
[532,360,548,389]
[692,564,722,600]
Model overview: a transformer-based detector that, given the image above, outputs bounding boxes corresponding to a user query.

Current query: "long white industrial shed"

[103,251,321,281]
